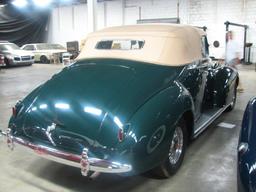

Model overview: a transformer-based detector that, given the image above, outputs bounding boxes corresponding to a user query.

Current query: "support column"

[121,0,125,25]
[88,0,97,32]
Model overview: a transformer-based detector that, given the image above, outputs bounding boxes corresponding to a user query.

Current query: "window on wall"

[96,40,145,50]
[201,36,209,58]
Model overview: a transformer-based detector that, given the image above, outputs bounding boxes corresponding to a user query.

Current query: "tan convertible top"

[77,24,206,66]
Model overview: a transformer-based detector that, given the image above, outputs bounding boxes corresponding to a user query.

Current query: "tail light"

[0,55,4,64]
[12,100,22,118]
[117,124,131,142]
[118,128,124,142]
[12,107,17,117]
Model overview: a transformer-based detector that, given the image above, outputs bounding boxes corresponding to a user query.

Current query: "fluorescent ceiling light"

[32,0,52,7]
[84,106,102,116]
[39,104,47,109]
[114,116,123,128]
[12,0,28,8]
[55,103,70,110]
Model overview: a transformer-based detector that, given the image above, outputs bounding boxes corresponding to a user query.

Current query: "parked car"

[21,43,67,64]
[0,54,5,67]
[237,97,256,192]
[0,24,238,178]
[0,41,34,67]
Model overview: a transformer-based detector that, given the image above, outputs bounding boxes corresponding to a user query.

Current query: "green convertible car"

[0,24,238,178]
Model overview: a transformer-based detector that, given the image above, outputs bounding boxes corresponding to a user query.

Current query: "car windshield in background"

[96,40,145,50]
[0,44,20,51]
[37,44,66,50]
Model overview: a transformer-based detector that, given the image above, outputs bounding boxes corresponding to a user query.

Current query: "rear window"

[96,40,145,50]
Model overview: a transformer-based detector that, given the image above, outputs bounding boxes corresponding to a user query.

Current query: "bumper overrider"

[0,129,132,176]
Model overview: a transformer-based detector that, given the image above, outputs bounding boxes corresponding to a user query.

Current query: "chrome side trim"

[0,130,132,175]
[193,105,229,138]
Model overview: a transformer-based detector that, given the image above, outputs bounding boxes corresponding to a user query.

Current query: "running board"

[193,105,229,138]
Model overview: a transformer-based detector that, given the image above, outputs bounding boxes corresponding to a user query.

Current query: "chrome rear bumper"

[0,129,132,176]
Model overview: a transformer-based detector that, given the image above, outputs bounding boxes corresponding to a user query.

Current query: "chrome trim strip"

[0,130,132,175]
[193,105,229,138]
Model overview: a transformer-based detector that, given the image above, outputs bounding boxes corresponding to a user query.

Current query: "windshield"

[0,43,20,51]
[36,44,66,50]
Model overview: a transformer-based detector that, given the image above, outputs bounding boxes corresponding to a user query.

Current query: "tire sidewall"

[164,118,188,176]
[40,55,49,64]
[4,57,10,67]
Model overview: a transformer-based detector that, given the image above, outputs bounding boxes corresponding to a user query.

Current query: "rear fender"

[117,81,194,174]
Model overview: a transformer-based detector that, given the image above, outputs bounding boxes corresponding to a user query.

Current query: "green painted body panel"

[118,81,194,174]
[9,58,238,175]
[212,66,238,107]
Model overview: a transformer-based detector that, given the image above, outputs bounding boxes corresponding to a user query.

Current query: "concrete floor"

[0,64,255,192]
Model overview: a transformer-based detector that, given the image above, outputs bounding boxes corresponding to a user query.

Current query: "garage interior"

[0,0,256,192]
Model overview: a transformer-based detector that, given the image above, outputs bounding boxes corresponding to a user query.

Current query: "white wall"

[48,4,88,45]
[48,0,256,62]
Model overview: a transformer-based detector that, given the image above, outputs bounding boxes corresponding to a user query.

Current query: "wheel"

[153,118,188,178]
[40,55,50,64]
[4,57,10,67]
[226,83,237,112]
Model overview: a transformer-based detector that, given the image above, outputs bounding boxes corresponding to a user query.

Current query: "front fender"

[117,81,194,175]
[213,66,238,107]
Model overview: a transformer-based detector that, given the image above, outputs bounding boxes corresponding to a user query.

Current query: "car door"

[23,45,34,51]
[31,45,40,62]
[179,36,210,121]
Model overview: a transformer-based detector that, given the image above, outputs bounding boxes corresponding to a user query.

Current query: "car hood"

[15,59,183,150]
[3,50,33,56]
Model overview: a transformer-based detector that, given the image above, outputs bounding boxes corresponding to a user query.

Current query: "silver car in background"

[0,41,34,67]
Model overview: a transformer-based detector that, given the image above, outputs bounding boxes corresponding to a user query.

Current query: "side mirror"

[213,41,220,48]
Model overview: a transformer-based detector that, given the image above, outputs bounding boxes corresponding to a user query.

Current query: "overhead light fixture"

[32,0,52,7]
[12,0,28,8]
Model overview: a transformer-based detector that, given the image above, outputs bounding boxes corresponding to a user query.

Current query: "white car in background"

[21,43,67,64]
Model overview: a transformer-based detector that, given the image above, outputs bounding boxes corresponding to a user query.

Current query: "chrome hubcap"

[169,126,183,165]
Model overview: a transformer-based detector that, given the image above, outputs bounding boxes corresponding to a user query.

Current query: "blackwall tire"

[153,118,188,178]
[4,58,10,67]
[40,56,50,64]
